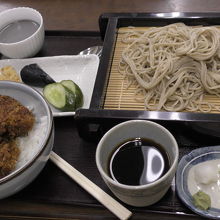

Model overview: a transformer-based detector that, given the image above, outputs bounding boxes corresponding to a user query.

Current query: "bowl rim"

[0,80,53,184]
[96,119,179,190]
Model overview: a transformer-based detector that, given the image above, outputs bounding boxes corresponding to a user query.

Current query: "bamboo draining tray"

[103,26,220,113]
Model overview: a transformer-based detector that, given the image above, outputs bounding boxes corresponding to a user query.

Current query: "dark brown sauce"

[109,138,170,186]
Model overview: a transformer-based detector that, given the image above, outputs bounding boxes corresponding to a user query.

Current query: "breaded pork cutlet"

[0,95,35,178]
[0,140,20,178]
[0,95,35,141]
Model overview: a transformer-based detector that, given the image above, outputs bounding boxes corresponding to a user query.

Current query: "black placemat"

[6,117,220,215]
[1,32,220,216]
[0,32,104,206]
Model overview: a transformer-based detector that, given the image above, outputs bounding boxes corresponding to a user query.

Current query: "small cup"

[96,120,179,207]
[0,7,44,58]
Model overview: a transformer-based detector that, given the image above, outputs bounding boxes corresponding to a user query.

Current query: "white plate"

[0,54,99,117]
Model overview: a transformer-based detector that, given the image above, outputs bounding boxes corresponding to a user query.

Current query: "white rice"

[15,115,48,169]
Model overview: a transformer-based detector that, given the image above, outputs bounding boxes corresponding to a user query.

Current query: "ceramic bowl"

[96,120,179,207]
[0,80,54,199]
[0,7,44,58]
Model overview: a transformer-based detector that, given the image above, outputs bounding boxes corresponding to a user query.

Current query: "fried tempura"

[0,66,21,82]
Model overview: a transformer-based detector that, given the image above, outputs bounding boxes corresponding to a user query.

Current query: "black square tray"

[75,13,220,142]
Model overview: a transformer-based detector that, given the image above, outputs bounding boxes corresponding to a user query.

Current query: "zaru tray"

[75,13,220,142]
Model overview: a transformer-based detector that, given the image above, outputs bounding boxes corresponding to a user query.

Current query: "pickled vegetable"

[43,81,83,111]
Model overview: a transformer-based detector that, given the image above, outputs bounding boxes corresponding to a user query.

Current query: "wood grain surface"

[0,0,220,31]
[0,1,220,219]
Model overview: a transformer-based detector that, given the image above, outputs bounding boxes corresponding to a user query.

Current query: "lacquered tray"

[75,13,220,141]
[0,28,219,220]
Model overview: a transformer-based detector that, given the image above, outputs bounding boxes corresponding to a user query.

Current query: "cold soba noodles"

[119,23,220,112]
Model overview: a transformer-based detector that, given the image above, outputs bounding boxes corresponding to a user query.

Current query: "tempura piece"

[0,65,21,82]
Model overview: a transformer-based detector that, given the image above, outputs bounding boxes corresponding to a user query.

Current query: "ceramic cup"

[96,120,179,207]
[0,7,44,58]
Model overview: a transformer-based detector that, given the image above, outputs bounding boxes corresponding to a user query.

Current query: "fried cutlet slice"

[0,140,20,178]
[0,95,35,140]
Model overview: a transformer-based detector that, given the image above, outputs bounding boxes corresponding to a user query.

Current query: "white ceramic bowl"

[0,80,54,199]
[96,120,179,207]
[0,7,44,58]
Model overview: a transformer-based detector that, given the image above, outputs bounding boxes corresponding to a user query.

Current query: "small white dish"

[176,146,220,219]
[0,7,44,58]
[0,54,99,117]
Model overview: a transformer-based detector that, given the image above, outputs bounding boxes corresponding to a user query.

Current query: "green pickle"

[43,80,83,111]
[61,80,84,108]
[192,190,211,211]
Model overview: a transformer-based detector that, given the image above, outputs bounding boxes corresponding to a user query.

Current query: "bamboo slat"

[103,27,220,113]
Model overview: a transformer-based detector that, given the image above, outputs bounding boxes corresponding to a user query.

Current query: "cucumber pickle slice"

[61,80,84,108]
[43,83,66,109]
[43,80,83,111]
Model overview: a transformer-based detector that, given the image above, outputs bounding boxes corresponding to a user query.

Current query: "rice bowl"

[0,80,54,199]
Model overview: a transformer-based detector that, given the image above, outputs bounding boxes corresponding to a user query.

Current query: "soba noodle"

[118,23,220,112]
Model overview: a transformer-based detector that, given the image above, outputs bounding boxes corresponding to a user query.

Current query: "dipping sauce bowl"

[96,120,179,207]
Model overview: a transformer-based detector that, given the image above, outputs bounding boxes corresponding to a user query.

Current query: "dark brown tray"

[0,30,217,220]
[75,13,220,142]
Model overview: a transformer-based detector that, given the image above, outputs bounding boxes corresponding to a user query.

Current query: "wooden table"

[0,1,220,220]
[0,0,220,31]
